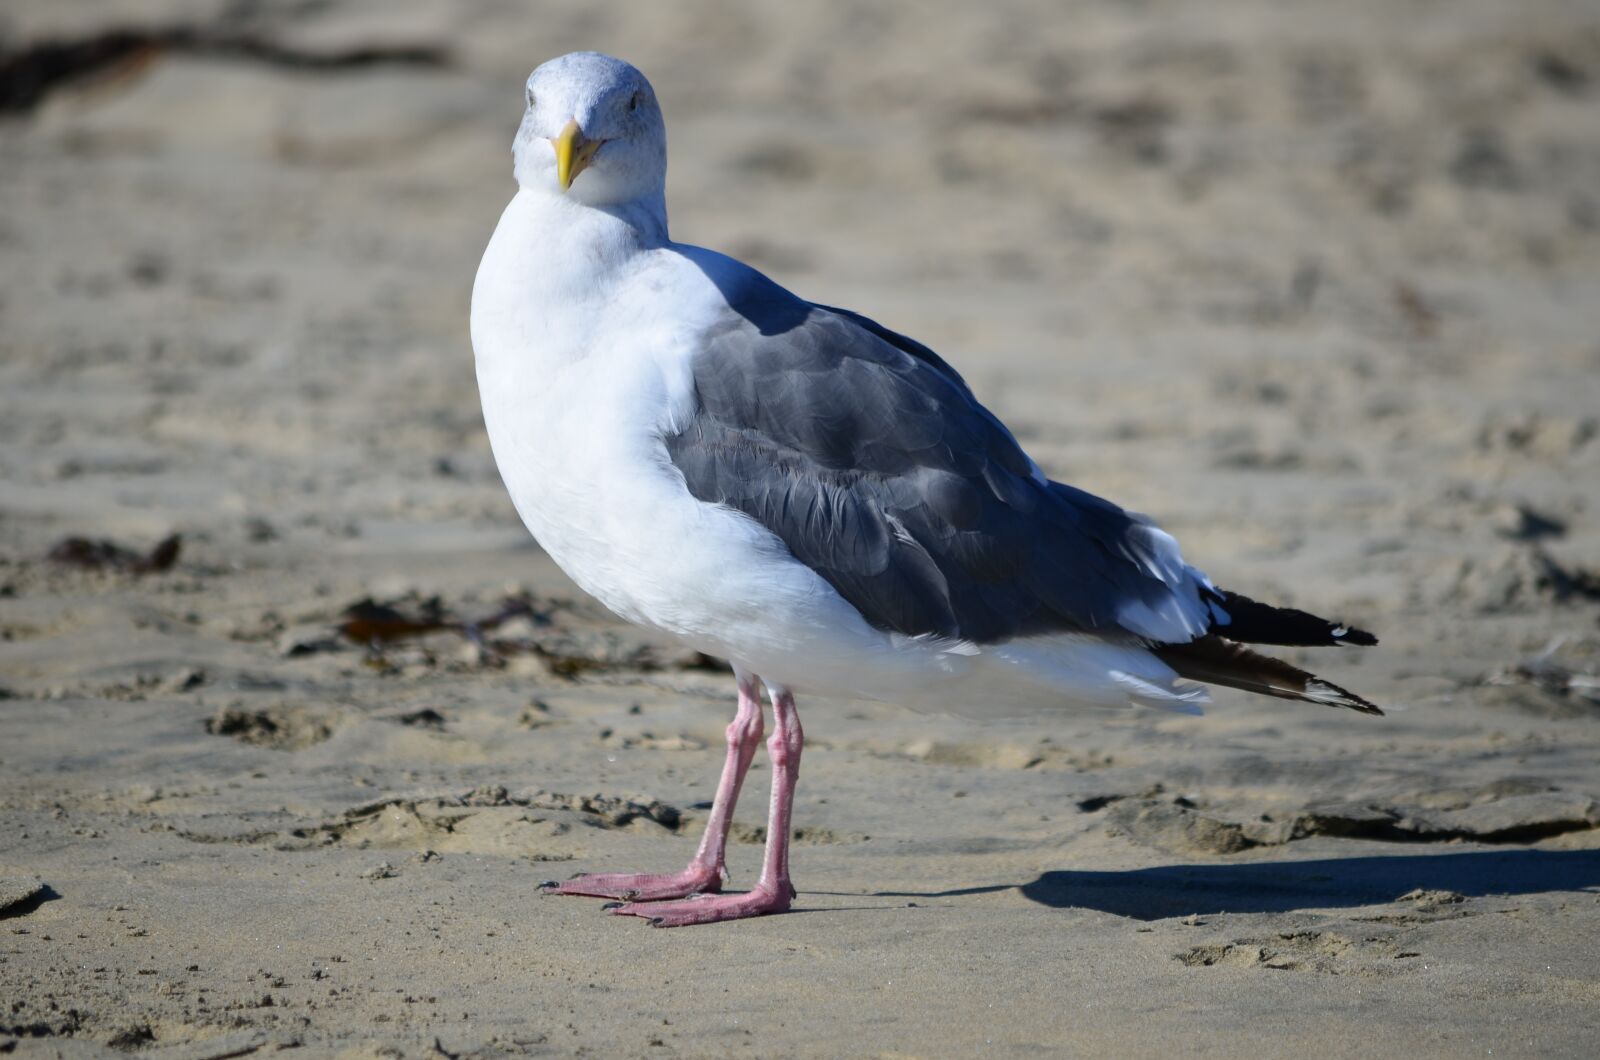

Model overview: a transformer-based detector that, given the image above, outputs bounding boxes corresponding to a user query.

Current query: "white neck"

[522,185,670,251]
[471,187,673,371]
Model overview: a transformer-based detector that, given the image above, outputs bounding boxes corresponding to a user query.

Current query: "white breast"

[471,191,871,669]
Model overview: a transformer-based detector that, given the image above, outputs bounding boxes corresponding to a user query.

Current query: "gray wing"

[665,257,1210,645]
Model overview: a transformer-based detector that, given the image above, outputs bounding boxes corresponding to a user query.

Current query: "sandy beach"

[3,0,1600,1055]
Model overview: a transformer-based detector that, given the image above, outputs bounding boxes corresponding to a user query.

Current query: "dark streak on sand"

[0,25,449,114]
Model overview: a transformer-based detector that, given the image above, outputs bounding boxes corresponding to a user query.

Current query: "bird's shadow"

[874,849,1600,921]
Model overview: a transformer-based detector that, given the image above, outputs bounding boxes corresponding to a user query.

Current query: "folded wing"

[664,261,1220,648]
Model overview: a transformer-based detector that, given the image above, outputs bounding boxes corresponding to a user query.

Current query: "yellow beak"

[551,118,602,191]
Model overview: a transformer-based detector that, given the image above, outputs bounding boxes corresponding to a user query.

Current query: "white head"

[512,52,667,208]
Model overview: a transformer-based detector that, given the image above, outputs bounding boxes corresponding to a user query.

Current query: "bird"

[470,52,1381,928]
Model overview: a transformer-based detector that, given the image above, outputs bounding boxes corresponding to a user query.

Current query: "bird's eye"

[525,87,536,108]
[629,91,642,112]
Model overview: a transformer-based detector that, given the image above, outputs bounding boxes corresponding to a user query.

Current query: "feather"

[1205,589,1378,647]
[1153,635,1383,715]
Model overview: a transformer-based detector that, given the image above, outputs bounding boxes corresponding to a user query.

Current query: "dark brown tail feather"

[1154,636,1384,716]
[1208,589,1378,648]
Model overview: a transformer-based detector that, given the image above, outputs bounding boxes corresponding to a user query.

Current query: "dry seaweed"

[47,532,180,574]
[0,25,449,115]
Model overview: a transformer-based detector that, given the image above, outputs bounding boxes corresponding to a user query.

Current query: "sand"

[3,0,1600,1055]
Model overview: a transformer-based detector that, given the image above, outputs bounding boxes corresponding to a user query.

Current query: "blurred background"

[3,1,1597,642]
[2,1,1600,1051]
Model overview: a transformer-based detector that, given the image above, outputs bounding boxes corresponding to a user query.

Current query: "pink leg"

[541,670,764,901]
[610,683,802,927]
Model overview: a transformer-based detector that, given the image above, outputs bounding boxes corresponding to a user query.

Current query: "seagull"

[471,52,1381,928]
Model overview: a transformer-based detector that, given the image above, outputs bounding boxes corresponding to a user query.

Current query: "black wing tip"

[1155,636,1386,717]
[1211,589,1379,649]
[1334,626,1379,648]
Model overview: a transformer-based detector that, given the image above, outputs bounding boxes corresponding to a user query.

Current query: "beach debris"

[1450,127,1519,191]
[521,790,684,832]
[1482,637,1600,714]
[518,700,557,729]
[338,594,545,647]
[105,1023,156,1050]
[392,707,447,730]
[1397,889,1465,908]
[325,592,726,677]
[339,596,454,643]
[205,704,334,751]
[244,516,280,542]
[1392,280,1438,338]
[47,532,180,574]
[1475,412,1598,459]
[1531,48,1591,95]
[0,23,449,115]
[1438,546,1600,612]
[277,625,344,657]
[1092,96,1173,165]
[1490,503,1567,542]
